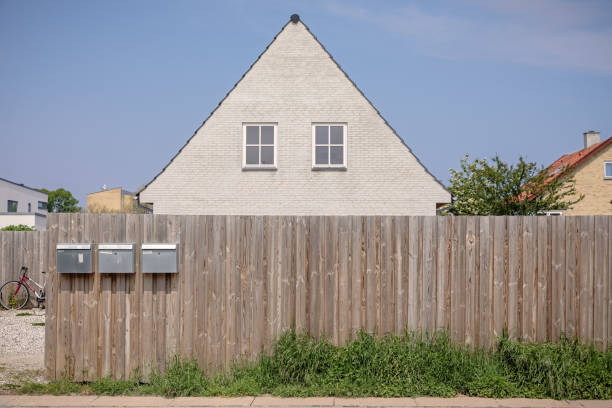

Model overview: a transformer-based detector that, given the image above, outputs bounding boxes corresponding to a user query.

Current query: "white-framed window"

[38,201,47,210]
[312,123,347,169]
[604,161,612,179]
[242,124,277,169]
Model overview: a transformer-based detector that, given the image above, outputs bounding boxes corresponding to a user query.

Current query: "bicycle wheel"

[0,281,30,310]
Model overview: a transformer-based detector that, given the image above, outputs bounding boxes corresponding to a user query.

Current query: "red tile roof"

[545,135,612,182]
[519,135,612,202]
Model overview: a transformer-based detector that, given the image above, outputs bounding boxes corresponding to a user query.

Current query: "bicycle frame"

[14,270,45,300]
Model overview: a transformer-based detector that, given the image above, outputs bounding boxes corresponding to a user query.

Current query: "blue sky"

[1,0,611,206]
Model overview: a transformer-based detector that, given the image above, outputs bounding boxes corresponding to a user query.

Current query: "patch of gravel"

[0,308,45,387]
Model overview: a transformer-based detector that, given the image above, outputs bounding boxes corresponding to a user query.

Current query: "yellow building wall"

[87,188,134,213]
[564,143,612,215]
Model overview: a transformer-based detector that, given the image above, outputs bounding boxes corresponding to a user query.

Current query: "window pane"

[330,126,343,144]
[606,162,612,177]
[315,146,328,165]
[315,126,329,144]
[330,146,344,164]
[246,146,259,165]
[7,200,17,212]
[246,126,259,145]
[261,126,274,144]
[261,146,274,165]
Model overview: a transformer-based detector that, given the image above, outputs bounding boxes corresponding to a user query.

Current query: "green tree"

[39,188,81,213]
[443,155,584,215]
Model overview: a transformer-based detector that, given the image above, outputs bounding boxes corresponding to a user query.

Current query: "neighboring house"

[87,187,150,213]
[543,130,612,215]
[137,15,450,215]
[0,177,48,230]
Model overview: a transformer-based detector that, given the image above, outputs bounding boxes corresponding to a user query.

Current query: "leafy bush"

[17,331,612,399]
[1,224,35,231]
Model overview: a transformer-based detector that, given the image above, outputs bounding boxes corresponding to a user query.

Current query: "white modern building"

[138,15,450,215]
[0,177,48,230]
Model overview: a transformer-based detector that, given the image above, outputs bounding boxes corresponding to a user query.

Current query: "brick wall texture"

[564,143,612,215]
[139,20,450,215]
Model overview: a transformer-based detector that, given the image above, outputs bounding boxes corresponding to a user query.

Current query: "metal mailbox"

[98,243,135,274]
[141,243,178,273]
[56,244,93,274]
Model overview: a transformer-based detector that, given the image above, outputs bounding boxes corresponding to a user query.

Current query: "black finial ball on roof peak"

[290,14,300,23]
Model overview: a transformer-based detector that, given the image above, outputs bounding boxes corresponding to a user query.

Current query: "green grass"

[17,331,612,399]
[16,312,32,317]
[31,322,45,326]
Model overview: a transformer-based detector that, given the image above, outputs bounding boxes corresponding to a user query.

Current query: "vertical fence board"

[407,217,420,331]
[479,217,492,348]
[536,216,549,343]
[551,216,565,342]
[493,217,506,340]
[578,216,594,342]
[465,217,477,347]
[593,216,608,350]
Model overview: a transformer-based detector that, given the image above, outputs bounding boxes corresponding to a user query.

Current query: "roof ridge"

[0,177,46,195]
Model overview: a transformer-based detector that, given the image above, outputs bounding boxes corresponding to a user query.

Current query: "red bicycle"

[0,266,46,310]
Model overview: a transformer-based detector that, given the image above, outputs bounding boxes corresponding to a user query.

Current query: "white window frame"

[311,123,347,169]
[242,123,277,170]
[604,161,612,179]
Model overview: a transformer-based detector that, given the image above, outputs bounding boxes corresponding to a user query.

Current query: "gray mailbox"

[56,244,93,274]
[98,243,135,274]
[141,243,178,273]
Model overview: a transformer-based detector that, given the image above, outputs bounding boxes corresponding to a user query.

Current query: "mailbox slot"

[141,243,178,273]
[98,243,135,274]
[56,244,93,274]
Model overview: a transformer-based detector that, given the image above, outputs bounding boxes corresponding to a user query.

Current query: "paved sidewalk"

[0,396,610,408]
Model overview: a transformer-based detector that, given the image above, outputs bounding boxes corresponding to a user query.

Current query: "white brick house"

[138,15,450,215]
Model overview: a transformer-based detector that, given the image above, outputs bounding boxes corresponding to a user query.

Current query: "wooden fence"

[0,230,48,288]
[40,214,611,381]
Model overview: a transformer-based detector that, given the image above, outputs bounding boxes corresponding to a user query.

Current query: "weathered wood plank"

[407,216,420,331]
[338,216,351,344]
[493,217,506,341]
[551,216,565,342]
[578,216,594,342]
[479,216,492,348]
[565,216,578,338]
[295,216,307,333]
[522,216,536,343]
[593,216,608,350]
[44,215,58,380]
[365,216,378,333]
[435,217,449,331]
[421,217,435,334]
[350,216,364,334]
[536,216,549,343]
[140,214,154,378]
[380,216,393,335]
[464,216,477,348]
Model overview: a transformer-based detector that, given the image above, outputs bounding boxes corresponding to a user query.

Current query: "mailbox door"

[142,249,177,273]
[98,249,134,274]
[57,249,92,274]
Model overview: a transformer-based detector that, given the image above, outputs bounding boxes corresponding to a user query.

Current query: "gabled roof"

[545,135,612,182]
[137,14,448,197]
[0,177,46,195]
